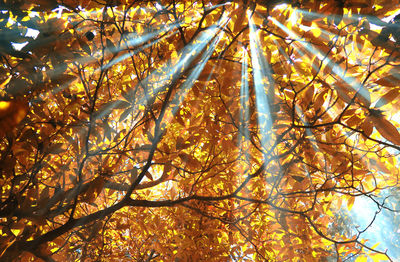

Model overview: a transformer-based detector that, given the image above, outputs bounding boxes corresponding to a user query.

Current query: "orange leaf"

[47,143,67,154]
[144,171,153,181]
[303,85,314,104]
[370,115,400,145]
[347,196,355,211]
[374,75,399,87]
[0,99,28,137]
[233,9,246,34]
[360,118,373,137]
[346,115,362,127]
[82,177,105,203]
[291,175,305,183]
[333,83,353,104]
[375,89,400,107]
[314,88,328,111]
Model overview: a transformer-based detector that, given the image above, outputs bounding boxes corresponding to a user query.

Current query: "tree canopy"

[1,0,400,261]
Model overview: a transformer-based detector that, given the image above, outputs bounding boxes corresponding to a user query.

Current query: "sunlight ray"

[63,18,228,137]
[21,12,224,158]
[296,9,359,22]
[255,9,336,42]
[123,21,182,50]
[248,13,275,157]
[167,21,229,120]
[86,21,183,71]
[101,27,180,71]
[296,8,397,26]
[238,47,251,149]
[118,16,229,124]
[28,20,182,108]
[270,17,371,106]
[30,25,185,126]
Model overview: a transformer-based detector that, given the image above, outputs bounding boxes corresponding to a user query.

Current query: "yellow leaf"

[311,23,321,38]
[0,76,11,90]
[355,255,368,262]
[371,253,389,261]
[10,229,22,236]
[347,196,355,211]
[370,242,380,250]
[0,101,11,111]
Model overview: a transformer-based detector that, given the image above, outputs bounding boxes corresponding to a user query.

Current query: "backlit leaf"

[370,115,400,145]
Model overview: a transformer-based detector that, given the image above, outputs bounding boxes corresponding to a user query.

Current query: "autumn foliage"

[1,0,400,261]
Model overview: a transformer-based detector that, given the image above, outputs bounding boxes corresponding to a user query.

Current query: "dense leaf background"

[1,0,400,261]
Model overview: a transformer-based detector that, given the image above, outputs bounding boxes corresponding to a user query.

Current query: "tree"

[1,0,400,260]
